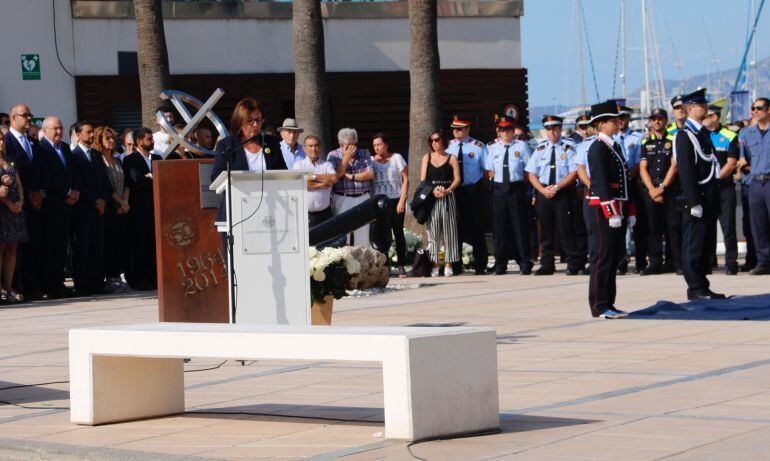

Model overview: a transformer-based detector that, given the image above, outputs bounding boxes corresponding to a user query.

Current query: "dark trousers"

[127,208,157,290]
[372,198,406,266]
[103,207,127,279]
[73,204,106,293]
[717,185,738,268]
[308,206,333,228]
[16,204,43,295]
[629,180,649,269]
[742,185,757,267]
[572,186,589,268]
[587,204,626,316]
[749,179,770,267]
[454,182,488,272]
[643,187,682,269]
[491,182,531,268]
[41,199,73,296]
[535,188,579,271]
[682,196,718,293]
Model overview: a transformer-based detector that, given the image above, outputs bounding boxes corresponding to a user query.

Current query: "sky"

[521,0,770,108]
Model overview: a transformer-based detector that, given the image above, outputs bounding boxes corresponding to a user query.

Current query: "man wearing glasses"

[739,97,770,275]
[4,104,44,300]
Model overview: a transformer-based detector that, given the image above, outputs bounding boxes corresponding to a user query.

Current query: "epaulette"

[536,141,547,151]
[666,134,675,141]
[719,127,738,142]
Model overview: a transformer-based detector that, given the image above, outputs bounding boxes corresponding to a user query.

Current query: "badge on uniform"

[560,153,566,160]
[664,142,671,149]
[720,137,726,143]
[629,143,636,150]
[514,151,520,157]
[469,152,475,158]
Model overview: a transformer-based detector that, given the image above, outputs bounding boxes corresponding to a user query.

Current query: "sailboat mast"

[621,0,627,101]
[578,0,586,107]
[641,0,651,114]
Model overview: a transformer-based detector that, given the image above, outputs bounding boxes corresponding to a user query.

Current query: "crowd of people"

[2,91,770,315]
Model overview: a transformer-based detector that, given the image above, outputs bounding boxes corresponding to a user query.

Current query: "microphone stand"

[222,133,261,324]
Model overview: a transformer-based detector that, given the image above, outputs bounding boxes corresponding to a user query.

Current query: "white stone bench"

[69,323,499,440]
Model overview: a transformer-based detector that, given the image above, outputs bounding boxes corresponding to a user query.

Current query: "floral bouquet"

[389,229,424,266]
[309,246,362,304]
[436,243,474,269]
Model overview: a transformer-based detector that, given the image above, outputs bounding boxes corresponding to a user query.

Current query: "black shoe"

[687,289,726,301]
[519,264,533,275]
[494,264,507,275]
[676,269,684,275]
[633,266,647,274]
[740,263,756,273]
[534,266,554,276]
[640,266,663,276]
[726,265,738,275]
[475,269,486,276]
[566,269,579,276]
[617,267,627,275]
[750,266,770,275]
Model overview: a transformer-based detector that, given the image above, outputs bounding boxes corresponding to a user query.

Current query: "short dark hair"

[756,97,770,107]
[74,121,94,134]
[156,104,173,114]
[427,130,447,150]
[132,127,153,144]
[303,134,320,145]
[372,132,390,149]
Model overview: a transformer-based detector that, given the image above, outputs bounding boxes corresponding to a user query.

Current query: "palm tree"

[133,0,171,129]
[293,0,331,152]
[408,0,442,201]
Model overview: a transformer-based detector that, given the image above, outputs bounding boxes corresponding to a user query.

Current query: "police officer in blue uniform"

[737,132,757,272]
[485,116,533,274]
[585,101,631,319]
[446,115,489,274]
[675,88,725,300]
[525,115,581,275]
[703,105,739,274]
[615,105,647,274]
[639,108,681,275]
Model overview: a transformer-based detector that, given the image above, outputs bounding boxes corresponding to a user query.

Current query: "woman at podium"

[211,97,287,227]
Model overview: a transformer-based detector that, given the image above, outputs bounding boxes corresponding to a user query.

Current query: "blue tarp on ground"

[629,294,770,320]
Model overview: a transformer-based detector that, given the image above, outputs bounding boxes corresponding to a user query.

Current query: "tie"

[457,142,465,184]
[502,145,511,187]
[55,144,66,167]
[548,146,556,186]
[85,148,91,162]
[21,135,32,161]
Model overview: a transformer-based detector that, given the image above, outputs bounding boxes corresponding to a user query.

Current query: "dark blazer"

[123,151,162,216]
[4,130,42,196]
[210,134,287,222]
[675,126,720,211]
[39,138,79,200]
[72,146,112,207]
[587,139,629,203]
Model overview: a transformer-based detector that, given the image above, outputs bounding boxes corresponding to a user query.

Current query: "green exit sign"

[20,54,40,80]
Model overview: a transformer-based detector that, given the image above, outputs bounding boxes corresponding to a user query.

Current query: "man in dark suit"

[39,116,80,299]
[5,104,45,300]
[675,88,725,300]
[123,127,162,290]
[71,122,111,295]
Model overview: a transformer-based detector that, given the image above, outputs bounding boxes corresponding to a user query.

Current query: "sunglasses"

[430,137,442,143]
[751,106,768,111]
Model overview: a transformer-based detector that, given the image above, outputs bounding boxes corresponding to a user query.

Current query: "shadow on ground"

[500,413,598,433]
[629,293,770,320]
[0,380,70,405]
[188,403,385,423]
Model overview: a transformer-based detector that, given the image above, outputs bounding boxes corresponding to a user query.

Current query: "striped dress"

[425,156,459,263]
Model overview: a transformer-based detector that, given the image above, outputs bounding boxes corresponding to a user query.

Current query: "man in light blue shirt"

[485,116,532,275]
[740,97,770,274]
[526,115,582,275]
[445,115,489,274]
[278,118,306,170]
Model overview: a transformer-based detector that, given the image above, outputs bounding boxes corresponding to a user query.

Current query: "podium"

[211,170,311,325]
[153,159,228,323]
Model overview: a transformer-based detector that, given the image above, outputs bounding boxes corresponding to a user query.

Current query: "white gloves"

[609,215,622,228]
[627,216,636,228]
[690,205,703,218]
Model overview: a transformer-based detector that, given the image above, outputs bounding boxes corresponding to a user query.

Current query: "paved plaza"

[2,271,770,460]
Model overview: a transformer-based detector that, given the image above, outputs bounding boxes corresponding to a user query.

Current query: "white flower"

[312,269,326,282]
[462,256,470,265]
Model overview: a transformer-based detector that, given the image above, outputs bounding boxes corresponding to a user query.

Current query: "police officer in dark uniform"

[703,105,739,274]
[525,115,581,275]
[639,108,681,275]
[586,101,631,319]
[675,89,726,300]
[446,115,489,275]
[569,114,592,272]
[667,95,685,136]
[615,105,647,274]
[485,116,533,274]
